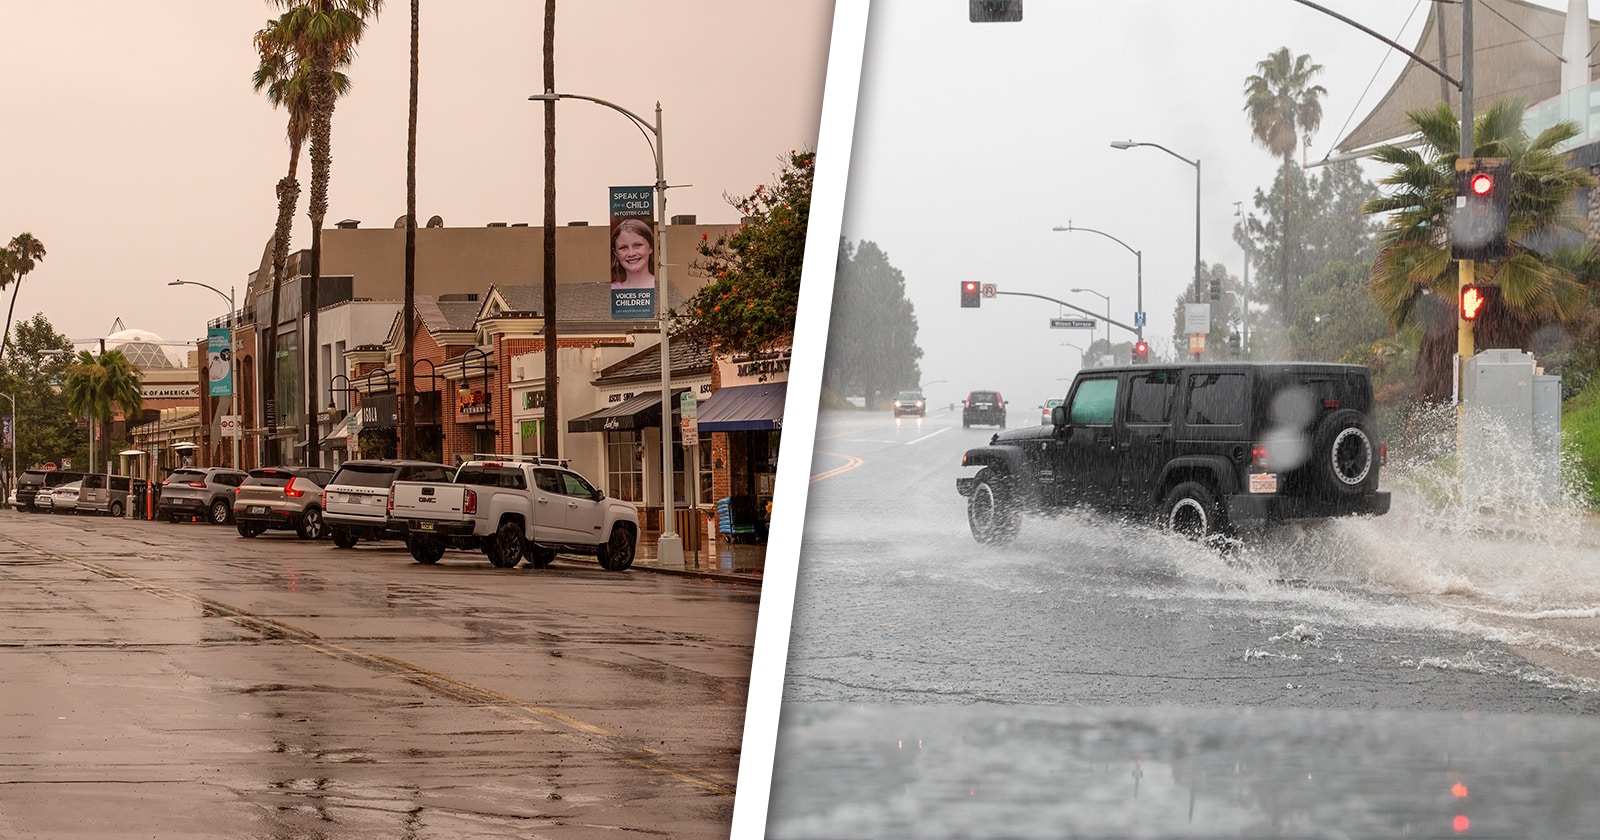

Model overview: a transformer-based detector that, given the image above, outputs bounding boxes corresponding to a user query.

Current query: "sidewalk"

[628,534,766,583]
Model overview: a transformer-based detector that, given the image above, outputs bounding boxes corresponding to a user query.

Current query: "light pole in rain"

[169,280,240,469]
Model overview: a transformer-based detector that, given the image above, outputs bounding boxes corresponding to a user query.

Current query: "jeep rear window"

[1069,378,1118,425]
[1185,373,1247,426]
[1127,373,1177,424]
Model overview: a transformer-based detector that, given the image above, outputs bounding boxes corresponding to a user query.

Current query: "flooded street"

[770,409,1600,837]
[0,511,758,839]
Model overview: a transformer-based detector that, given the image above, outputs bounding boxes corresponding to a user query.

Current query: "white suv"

[323,459,454,548]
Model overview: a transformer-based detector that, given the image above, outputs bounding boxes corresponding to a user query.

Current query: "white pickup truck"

[387,456,640,571]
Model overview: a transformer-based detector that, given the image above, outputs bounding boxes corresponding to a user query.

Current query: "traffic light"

[1460,284,1489,322]
[1132,340,1149,364]
[969,0,1022,21]
[1209,277,1221,301]
[960,280,981,308]
[1451,157,1511,261]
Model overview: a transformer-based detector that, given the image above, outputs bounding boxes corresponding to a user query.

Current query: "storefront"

[352,391,441,460]
[698,350,790,540]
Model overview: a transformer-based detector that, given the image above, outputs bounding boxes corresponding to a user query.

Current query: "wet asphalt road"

[769,409,1600,838]
[0,509,758,839]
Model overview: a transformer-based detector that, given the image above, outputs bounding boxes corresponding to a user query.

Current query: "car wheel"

[236,522,262,538]
[331,527,358,549]
[597,525,635,572]
[526,544,557,569]
[1162,481,1228,542]
[1311,409,1376,499]
[297,507,325,540]
[967,468,1018,545]
[109,501,124,518]
[407,536,443,565]
[485,520,524,568]
[209,499,231,525]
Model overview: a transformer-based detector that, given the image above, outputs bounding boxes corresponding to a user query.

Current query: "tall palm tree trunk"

[541,0,559,458]
[1280,155,1291,326]
[268,166,301,468]
[1,280,22,365]
[401,0,419,459]
[305,62,335,468]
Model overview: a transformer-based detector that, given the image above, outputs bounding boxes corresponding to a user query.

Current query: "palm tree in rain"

[400,0,420,459]
[268,0,382,465]
[1243,47,1326,324]
[63,349,143,476]
[0,233,46,365]
[1363,100,1591,401]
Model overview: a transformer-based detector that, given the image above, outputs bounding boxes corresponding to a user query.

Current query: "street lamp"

[169,279,240,469]
[1059,343,1084,368]
[1069,287,1111,359]
[1,391,14,507]
[1233,201,1251,355]
[1111,139,1201,354]
[1052,222,1142,342]
[530,91,683,566]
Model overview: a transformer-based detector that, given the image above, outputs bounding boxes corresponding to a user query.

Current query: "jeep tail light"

[1252,443,1269,468]
[187,481,206,489]
[1380,442,1388,466]
[463,488,477,515]
[284,478,305,498]
[1322,399,1340,409]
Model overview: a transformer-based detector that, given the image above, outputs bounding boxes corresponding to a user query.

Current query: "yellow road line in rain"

[11,541,736,797]
[811,451,864,483]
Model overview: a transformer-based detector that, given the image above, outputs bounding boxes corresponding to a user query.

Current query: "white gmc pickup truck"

[387,456,640,571]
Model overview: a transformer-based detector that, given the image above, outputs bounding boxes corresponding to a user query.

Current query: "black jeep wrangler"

[955,362,1391,544]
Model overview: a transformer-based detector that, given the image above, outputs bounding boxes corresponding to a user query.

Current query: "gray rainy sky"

[842,0,1566,417]
[0,1,835,353]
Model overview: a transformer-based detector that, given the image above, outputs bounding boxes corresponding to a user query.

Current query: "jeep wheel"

[407,537,444,565]
[597,526,635,572]
[1311,409,1376,498]
[209,499,232,525]
[486,520,524,568]
[967,468,1018,545]
[331,527,358,549]
[1162,481,1227,542]
[527,544,557,569]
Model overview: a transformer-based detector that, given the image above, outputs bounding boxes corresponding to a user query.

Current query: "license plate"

[416,520,435,531]
[247,505,267,515]
[1249,473,1278,494]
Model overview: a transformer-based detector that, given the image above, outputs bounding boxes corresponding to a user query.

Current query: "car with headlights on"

[892,390,926,417]
[234,467,336,539]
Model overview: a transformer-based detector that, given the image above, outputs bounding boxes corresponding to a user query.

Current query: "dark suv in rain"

[957,362,1390,544]
[16,469,86,512]
[962,390,1006,428]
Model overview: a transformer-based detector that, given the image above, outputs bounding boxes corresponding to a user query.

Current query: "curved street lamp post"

[1069,287,1111,360]
[1052,223,1142,343]
[530,91,683,566]
[169,279,240,469]
[1110,140,1201,357]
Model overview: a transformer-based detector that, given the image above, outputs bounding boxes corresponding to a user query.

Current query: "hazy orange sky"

[0,1,837,354]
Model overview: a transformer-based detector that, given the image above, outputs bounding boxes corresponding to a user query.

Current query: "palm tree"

[270,0,383,466]
[1362,100,1592,401]
[63,349,143,477]
[1243,47,1326,324]
[253,13,352,466]
[400,0,419,460]
[541,0,559,458]
[0,233,46,365]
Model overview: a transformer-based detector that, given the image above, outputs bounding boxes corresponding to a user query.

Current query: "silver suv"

[158,467,248,524]
[323,459,453,548]
[234,467,335,539]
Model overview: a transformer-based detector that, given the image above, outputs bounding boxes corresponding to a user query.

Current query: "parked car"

[233,467,335,539]
[78,473,133,517]
[962,390,1006,428]
[323,459,454,549]
[892,390,926,417]
[388,456,639,571]
[16,469,87,512]
[48,480,84,514]
[158,467,249,524]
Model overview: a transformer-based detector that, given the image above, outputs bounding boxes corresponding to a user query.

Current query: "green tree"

[253,12,352,465]
[1362,100,1592,401]
[270,0,384,465]
[1243,47,1326,324]
[0,232,47,365]
[63,349,143,475]
[0,315,78,472]
[674,149,813,357]
[823,239,923,407]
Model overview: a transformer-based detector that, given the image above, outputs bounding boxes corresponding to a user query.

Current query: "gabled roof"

[592,337,714,386]
[1335,0,1600,154]
[383,294,481,350]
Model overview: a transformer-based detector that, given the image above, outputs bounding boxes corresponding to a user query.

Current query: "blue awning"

[695,383,787,432]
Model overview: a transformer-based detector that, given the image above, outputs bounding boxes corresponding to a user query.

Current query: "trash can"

[129,479,148,519]
[674,507,702,552]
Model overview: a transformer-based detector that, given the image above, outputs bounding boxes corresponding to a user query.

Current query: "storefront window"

[605,431,644,503]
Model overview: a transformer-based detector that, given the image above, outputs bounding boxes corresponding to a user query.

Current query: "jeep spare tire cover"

[1311,408,1375,497]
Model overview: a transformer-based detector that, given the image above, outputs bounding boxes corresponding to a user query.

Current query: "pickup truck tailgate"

[389,481,472,522]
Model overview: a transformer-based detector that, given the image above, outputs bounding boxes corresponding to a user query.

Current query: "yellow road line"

[810,451,864,483]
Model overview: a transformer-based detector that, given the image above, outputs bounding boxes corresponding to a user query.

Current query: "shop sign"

[716,350,792,385]
[142,384,201,400]
[522,390,546,410]
[456,390,491,423]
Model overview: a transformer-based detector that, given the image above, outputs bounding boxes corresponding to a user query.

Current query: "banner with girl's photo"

[609,185,656,320]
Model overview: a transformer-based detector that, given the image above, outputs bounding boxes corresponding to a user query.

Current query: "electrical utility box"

[1461,349,1562,505]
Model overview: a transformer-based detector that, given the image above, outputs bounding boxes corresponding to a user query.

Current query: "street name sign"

[1050,318,1097,329]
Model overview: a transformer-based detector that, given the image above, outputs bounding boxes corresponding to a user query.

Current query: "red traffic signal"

[1132,340,1150,364]
[1452,157,1511,261]
[1469,172,1494,196]
[960,280,981,308]
[1460,284,1487,322]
